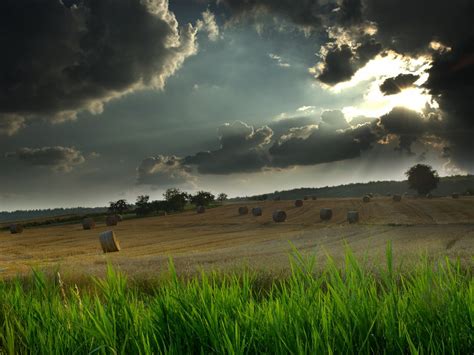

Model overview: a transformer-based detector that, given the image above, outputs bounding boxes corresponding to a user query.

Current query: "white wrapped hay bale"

[347,211,359,224]
[272,210,287,222]
[320,208,333,221]
[99,230,121,253]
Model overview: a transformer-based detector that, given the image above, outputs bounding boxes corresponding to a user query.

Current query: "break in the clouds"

[137,155,195,187]
[7,146,85,172]
[0,0,197,133]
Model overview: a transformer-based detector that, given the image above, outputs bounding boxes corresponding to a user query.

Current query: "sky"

[0,0,473,210]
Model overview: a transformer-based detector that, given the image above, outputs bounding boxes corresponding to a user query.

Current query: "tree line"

[108,189,228,217]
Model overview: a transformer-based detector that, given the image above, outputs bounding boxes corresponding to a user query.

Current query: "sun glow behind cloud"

[329,51,431,92]
[321,51,436,118]
[343,86,436,119]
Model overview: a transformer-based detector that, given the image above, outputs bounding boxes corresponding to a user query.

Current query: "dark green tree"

[163,188,189,212]
[108,199,130,214]
[135,195,153,216]
[191,191,215,207]
[217,193,228,203]
[406,164,440,196]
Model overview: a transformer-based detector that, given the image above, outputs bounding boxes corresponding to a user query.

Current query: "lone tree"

[217,193,228,203]
[405,164,440,196]
[108,199,130,214]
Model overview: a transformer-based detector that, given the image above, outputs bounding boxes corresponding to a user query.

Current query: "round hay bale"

[99,230,120,253]
[105,215,118,226]
[362,195,371,203]
[9,224,24,234]
[157,210,167,216]
[272,210,287,222]
[303,196,309,201]
[273,196,281,201]
[320,208,333,221]
[251,207,263,216]
[367,193,374,198]
[452,193,460,199]
[295,200,303,207]
[82,218,96,230]
[392,194,402,202]
[238,206,249,215]
[196,206,205,214]
[347,211,359,224]
[312,196,317,200]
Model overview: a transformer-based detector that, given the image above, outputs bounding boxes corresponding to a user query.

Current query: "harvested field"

[0,197,473,278]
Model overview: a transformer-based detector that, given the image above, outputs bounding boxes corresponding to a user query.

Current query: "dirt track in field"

[0,197,473,278]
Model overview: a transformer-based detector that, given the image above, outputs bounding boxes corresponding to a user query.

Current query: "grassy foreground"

[0,246,472,354]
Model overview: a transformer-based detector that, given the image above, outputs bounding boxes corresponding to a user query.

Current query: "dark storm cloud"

[317,38,381,84]
[184,121,273,174]
[425,40,474,171]
[269,113,377,168]
[317,45,354,84]
[378,107,429,154]
[362,0,473,55]
[7,146,85,172]
[141,106,445,175]
[379,74,419,95]
[0,0,197,133]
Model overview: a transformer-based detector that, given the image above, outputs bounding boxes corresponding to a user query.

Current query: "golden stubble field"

[1,197,473,278]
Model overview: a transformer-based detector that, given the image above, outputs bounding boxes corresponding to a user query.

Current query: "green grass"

[0,245,472,354]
